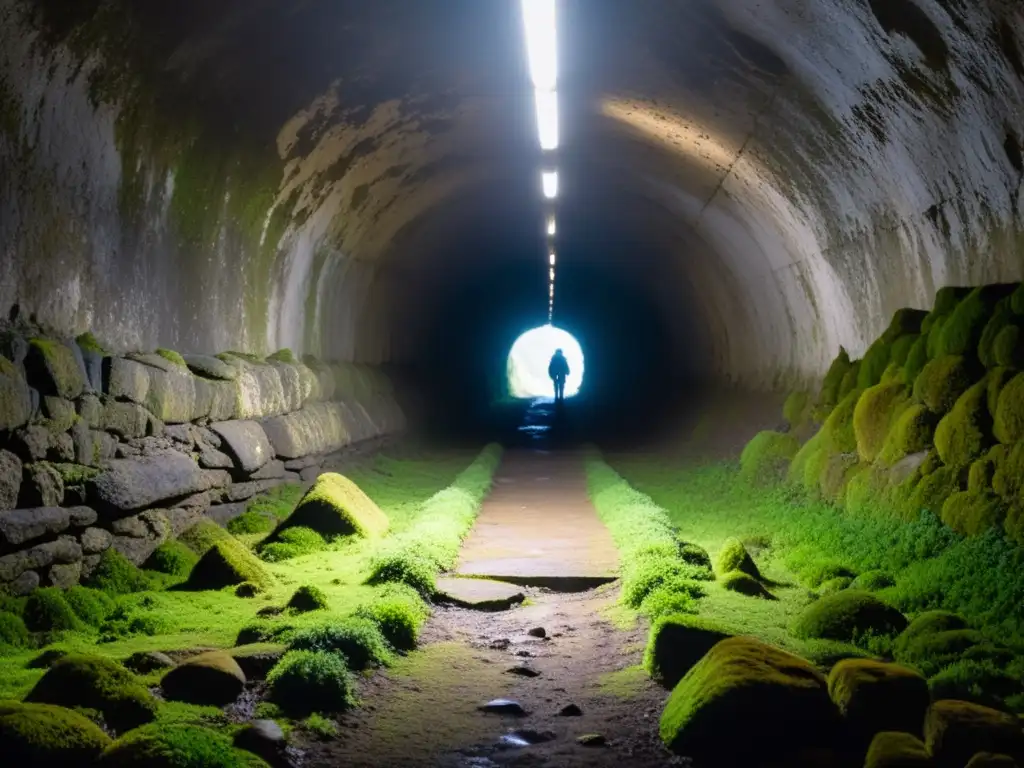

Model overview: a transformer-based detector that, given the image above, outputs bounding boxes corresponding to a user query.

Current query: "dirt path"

[303,449,678,768]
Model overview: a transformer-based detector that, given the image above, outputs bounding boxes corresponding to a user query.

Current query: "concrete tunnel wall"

[0,0,1023,391]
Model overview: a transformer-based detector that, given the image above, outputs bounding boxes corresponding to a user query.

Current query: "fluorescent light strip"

[535,88,559,150]
[549,252,556,266]
[542,171,558,199]
[547,217,556,236]
[522,0,557,91]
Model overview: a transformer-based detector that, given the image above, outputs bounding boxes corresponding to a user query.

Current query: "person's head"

[555,348,563,356]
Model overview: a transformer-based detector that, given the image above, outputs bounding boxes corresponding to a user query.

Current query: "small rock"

[558,704,583,717]
[489,638,511,650]
[124,651,176,674]
[20,463,64,507]
[577,733,607,747]
[234,720,286,765]
[506,665,541,678]
[0,451,23,510]
[527,627,547,639]
[257,605,284,618]
[48,561,82,589]
[9,569,40,595]
[161,651,246,706]
[500,729,556,748]
[514,649,535,658]
[11,425,50,462]
[479,699,529,716]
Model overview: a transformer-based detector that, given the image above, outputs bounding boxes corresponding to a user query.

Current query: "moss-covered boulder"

[924,700,1024,768]
[819,576,853,595]
[1004,504,1024,546]
[659,637,840,763]
[819,454,865,503]
[993,325,1024,369]
[186,540,272,591]
[739,431,800,485]
[721,571,774,599]
[827,659,930,739]
[909,465,960,517]
[145,541,200,578]
[278,473,389,539]
[788,430,826,491]
[791,591,907,642]
[824,389,861,453]
[25,339,85,400]
[896,629,992,677]
[714,538,760,579]
[897,611,969,655]
[820,348,853,410]
[937,286,1016,358]
[940,491,1006,536]
[0,610,30,649]
[860,340,895,390]
[904,336,930,386]
[784,391,812,430]
[965,754,1020,767]
[286,585,328,613]
[978,300,1014,369]
[994,373,1024,444]
[915,356,979,415]
[677,541,713,571]
[23,588,83,633]
[643,614,732,688]
[878,404,937,465]
[26,654,158,733]
[855,382,911,462]
[97,724,270,767]
[934,380,993,469]
[840,361,863,399]
[83,549,152,595]
[885,309,929,342]
[161,652,246,706]
[969,453,999,493]
[865,731,934,768]
[0,700,112,766]
[266,649,354,716]
[850,570,895,591]
[64,586,115,627]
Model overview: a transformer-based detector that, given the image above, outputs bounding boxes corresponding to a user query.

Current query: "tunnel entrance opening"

[506,324,584,399]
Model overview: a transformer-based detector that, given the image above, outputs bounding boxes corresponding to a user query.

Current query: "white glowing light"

[547,217,556,236]
[549,252,556,266]
[534,88,559,150]
[550,268,555,281]
[507,324,584,399]
[542,171,558,199]
[521,0,557,91]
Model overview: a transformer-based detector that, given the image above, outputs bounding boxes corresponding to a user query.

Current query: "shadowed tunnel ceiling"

[1,0,1023,411]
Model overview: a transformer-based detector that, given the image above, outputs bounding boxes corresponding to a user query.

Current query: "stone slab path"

[456,450,619,586]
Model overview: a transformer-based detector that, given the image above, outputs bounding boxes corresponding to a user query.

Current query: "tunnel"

[1,1,1024,766]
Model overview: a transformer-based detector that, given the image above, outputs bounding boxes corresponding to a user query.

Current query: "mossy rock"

[155,349,188,368]
[0,700,112,766]
[788,430,826,491]
[258,526,326,563]
[927,315,951,359]
[904,336,930,386]
[289,617,392,671]
[924,700,1024,768]
[23,588,83,633]
[187,540,272,591]
[161,652,246,706]
[914,356,979,415]
[267,649,355,716]
[895,610,969,651]
[979,299,1015,368]
[677,541,712,571]
[840,361,862,400]
[897,629,990,677]
[855,382,911,462]
[993,325,1024,369]
[26,654,158,733]
[267,349,297,364]
[892,333,922,367]
[145,541,200,578]
[0,610,30,649]
[968,454,999,493]
[97,723,270,767]
[26,339,85,400]
[993,442,1024,499]
[860,340,895,390]
[739,430,800,485]
[987,368,1016,421]
[885,309,929,342]
[965,754,1020,768]
[940,491,1006,537]
[850,571,895,591]
[909,466,960,517]
[929,659,1024,714]
[819,576,853,596]
[63,586,115,627]
[354,584,429,653]
[643,614,732,688]
[714,538,760,580]
[824,389,861,453]
[287,585,328,613]
[721,571,774,599]
[938,286,1016,358]
[827,659,930,739]
[279,473,389,539]
[791,590,907,643]
[802,561,857,589]
[994,373,1024,444]
[934,380,992,469]
[659,637,839,764]
[819,453,865,503]
[865,731,934,768]
[820,347,853,409]
[784,391,812,429]
[83,549,152,595]
[1004,504,1024,546]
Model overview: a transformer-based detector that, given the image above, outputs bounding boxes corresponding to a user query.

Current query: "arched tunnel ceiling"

[1,0,1023,390]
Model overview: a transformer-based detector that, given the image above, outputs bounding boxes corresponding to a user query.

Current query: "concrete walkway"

[456,449,619,588]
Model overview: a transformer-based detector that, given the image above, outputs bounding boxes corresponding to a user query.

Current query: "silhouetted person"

[548,348,569,403]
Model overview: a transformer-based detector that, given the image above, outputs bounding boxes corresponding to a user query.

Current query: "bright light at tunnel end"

[521,0,557,91]
[534,88,559,150]
[542,171,559,199]
[507,325,584,399]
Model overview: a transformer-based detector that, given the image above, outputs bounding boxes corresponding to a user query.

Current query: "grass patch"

[267,649,354,715]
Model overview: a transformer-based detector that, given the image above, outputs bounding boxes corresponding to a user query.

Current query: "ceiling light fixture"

[522,0,557,91]
[542,170,558,199]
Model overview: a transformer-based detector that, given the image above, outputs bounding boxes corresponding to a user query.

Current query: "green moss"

[783,391,811,429]
[643,614,731,688]
[936,286,1000,357]
[721,571,774,599]
[226,510,276,536]
[983,445,1013,497]
[897,629,989,676]
[824,389,861,453]
[903,335,930,385]
[978,299,1014,368]
[658,637,836,763]
[97,724,266,767]
[827,658,930,738]
[819,454,866,503]
[27,338,85,399]
[678,541,713,570]
[287,585,329,613]
[940,491,1006,536]
[715,538,761,579]
[994,372,1024,444]
[791,590,907,642]
[23,588,84,633]
[26,654,158,733]
[819,576,853,595]
[891,334,921,367]
[840,361,862,399]
[75,332,105,356]
[0,700,112,765]
[290,617,392,670]
[187,540,273,591]
[864,731,932,767]
[802,561,858,588]
[788,430,825,489]
[914,355,978,415]
[266,349,297,364]
[63,587,115,627]
[84,549,152,595]
[895,610,971,655]
[854,382,911,462]
[155,349,187,368]
[878,404,937,465]
[739,430,800,485]
[145,541,199,578]
[820,348,853,409]
[859,340,894,390]
[354,585,430,652]
[267,650,354,715]
[0,611,30,649]
[244,484,304,523]
[927,315,950,359]
[934,379,992,468]
[987,367,1016,418]
[929,659,1024,713]
[850,570,895,591]
[277,473,389,540]
[365,552,438,598]
[258,527,326,563]
[1004,503,1024,546]
[908,465,960,517]
[968,456,997,493]
[884,309,929,342]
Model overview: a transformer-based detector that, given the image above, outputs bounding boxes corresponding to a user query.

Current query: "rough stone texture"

[0,450,23,510]
[184,355,237,380]
[198,445,234,470]
[210,420,273,472]
[261,402,351,459]
[141,360,200,424]
[68,507,98,528]
[49,432,75,463]
[0,356,32,432]
[102,400,151,439]
[9,569,40,595]
[80,526,113,554]
[105,358,151,403]
[0,507,70,547]
[92,450,208,512]
[111,510,170,564]
[41,396,76,432]
[250,460,285,480]
[25,340,85,400]
[20,464,64,508]
[11,425,51,462]
[48,560,82,588]
[77,394,102,429]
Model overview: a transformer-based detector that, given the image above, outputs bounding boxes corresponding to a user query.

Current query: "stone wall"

[0,332,404,595]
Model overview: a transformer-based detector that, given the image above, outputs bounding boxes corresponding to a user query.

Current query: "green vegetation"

[914,355,977,415]
[289,617,392,670]
[643,614,731,687]
[266,650,354,715]
[84,549,153,595]
[934,379,992,468]
[258,527,325,563]
[287,585,329,613]
[791,591,907,642]
[267,349,297,364]
[64,587,115,627]
[783,391,811,429]
[864,732,931,768]
[146,542,199,578]
[738,430,799,484]
[820,348,853,410]
[0,700,112,764]
[720,571,773,598]
[827,658,930,738]
[854,382,910,462]
[75,332,106,355]
[0,612,30,650]
[994,373,1024,444]
[354,584,430,652]
[97,723,266,767]
[155,349,188,368]
[302,712,338,739]
[279,473,390,539]
[23,589,83,633]
[715,538,760,579]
